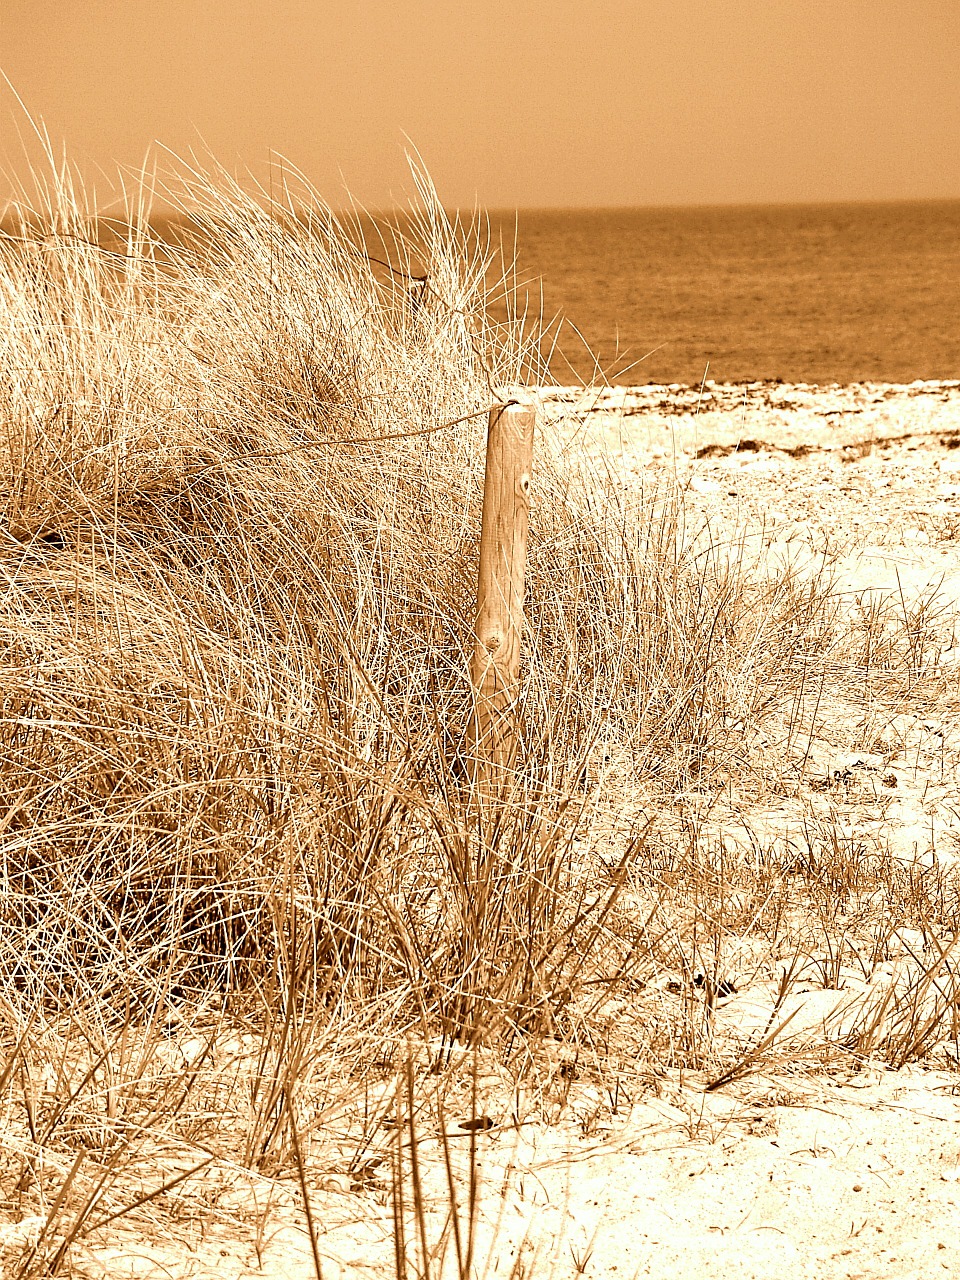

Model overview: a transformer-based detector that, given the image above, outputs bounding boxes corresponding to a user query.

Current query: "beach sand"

[38,381,960,1280]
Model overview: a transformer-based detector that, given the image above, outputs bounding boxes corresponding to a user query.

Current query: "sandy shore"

[30,381,960,1280]
[546,379,960,543]
[353,380,960,1280]
[550,378,960,636]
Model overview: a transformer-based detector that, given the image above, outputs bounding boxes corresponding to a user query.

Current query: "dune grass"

[1,152,958,1276]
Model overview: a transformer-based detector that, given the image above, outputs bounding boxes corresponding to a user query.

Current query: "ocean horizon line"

[481,194,960,219]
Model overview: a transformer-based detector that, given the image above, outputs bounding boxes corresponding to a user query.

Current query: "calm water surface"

[10,200,955,390]
[489,201,960,386]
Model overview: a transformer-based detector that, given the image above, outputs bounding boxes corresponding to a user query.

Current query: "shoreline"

[542,378,960,454]
[541,379,960,557]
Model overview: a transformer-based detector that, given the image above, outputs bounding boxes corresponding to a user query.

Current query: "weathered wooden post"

[468,391,537,796]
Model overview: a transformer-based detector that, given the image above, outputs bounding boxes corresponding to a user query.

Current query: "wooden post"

[468,393,536,795]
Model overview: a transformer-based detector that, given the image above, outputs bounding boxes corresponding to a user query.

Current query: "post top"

[494,386,540,410]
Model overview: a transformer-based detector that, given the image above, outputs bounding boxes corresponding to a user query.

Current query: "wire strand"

[186,398,522,476]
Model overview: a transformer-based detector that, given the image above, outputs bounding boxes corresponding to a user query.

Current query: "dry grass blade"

[14,1150,85,1279]
[284,1081,326,1280]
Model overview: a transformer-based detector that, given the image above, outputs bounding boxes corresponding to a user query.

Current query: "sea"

[6,198,956,390]
[488,200,960,387]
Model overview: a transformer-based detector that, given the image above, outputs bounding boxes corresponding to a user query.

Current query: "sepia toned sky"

[2,0,959,211]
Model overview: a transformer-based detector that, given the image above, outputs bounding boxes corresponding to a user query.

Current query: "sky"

[2,0,960,212]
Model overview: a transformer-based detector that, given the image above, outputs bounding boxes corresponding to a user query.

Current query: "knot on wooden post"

[467,392,537,798]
